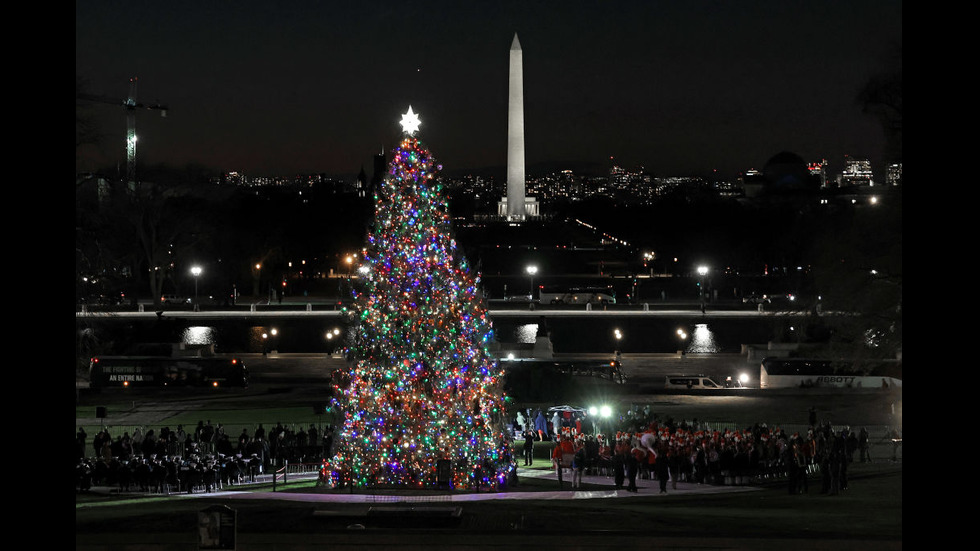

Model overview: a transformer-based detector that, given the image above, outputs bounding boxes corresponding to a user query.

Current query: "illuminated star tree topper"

[400,106,422,135]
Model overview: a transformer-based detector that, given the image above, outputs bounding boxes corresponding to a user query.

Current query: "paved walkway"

[239,468,757,504]
[79,466,759,506]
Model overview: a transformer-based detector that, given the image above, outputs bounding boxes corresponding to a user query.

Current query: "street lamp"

[525,265,538,301]
[697,265,708,314]
[263,327,278,355]
[643,251,655,276]
[675,327,689,356]
[190,266,202,305]
[325,327,342,354]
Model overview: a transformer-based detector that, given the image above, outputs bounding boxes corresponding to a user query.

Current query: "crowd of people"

[515,406,895,496]
[75,421,336,494]
[77,409,898,497]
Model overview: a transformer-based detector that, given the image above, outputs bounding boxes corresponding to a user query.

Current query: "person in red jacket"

[597,436,612,476]
[627,444,645,492]
[552,435,575,475]
[644,444,657,480]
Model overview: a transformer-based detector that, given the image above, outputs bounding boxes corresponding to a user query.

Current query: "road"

[238,352,902,430]
[76,351,901,434]
[76,298,814,320]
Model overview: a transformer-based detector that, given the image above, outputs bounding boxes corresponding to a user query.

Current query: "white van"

[664,374,724,390]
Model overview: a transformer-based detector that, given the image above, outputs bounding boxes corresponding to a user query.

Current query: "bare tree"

[857,42,902,165]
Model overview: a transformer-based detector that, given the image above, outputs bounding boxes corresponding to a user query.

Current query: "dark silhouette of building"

[371,151,386,198]
[356,166,368,198]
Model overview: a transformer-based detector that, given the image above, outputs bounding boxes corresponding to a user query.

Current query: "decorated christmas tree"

[323,107,513,490]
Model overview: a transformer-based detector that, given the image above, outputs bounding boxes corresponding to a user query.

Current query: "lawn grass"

[75,404,339,433]
[75,387,344,437]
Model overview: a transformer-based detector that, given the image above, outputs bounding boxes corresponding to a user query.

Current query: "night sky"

[76,1,902,181]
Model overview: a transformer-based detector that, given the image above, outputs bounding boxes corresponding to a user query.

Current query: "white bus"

[759,357,902,389]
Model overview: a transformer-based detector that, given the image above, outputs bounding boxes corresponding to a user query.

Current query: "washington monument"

[498,33,538,221]
[506,33,526,220]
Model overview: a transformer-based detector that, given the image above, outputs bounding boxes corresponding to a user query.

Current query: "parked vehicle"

[760,357,902,389]
[664,374,726,390]
[741,293,770,304]
[538,286,616,305]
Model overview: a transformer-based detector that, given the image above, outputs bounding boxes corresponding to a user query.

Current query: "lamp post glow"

[588,404,613,436]
[326,327,341,354]
[697,265,708,314]
[262,328,278,355]
[191,266,202,305]
[643,251,655,276]
[526,265,538,301]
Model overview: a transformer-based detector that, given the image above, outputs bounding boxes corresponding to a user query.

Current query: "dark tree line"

[76,168,372,306]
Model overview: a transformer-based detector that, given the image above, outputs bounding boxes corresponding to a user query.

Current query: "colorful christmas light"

[324,110,512,490]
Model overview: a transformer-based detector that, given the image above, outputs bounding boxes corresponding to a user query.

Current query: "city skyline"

[76,1,902,181]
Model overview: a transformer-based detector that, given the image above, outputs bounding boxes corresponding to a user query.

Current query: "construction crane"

[76,77,168,184]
